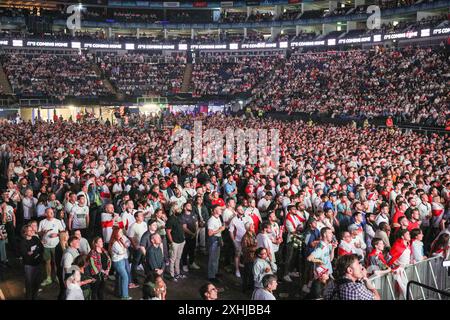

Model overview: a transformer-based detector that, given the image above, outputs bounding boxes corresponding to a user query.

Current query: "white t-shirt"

[121,210,136,230]
[229,216,247,242]
[207,216,222,238]
[38,218,65,248]
[257,233,275,261]
[222,208,235,227]
[397,246,412,266]
[65,201,76,215]
[375,213,390,226]
[111,238,130,261]
[70,204,89,230]
[412,240,424,263]
[127,221,147,245]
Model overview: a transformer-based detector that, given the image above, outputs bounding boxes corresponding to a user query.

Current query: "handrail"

[406,281,450,300]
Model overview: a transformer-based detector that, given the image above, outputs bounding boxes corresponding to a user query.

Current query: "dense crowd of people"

[191,54,281,96]
[247,46,449,126]
[0,112,448,301]
[0,44,448,127]
[98,53,186,96]
[1,52,111,100]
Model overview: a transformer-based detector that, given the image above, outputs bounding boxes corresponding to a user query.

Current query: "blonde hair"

[59,231,69,250]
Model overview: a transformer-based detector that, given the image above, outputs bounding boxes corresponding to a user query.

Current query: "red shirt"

[407,220,420,231]
[392,210,405,224]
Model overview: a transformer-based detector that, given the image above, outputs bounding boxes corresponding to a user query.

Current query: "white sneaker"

[283,275,293,282]
[182,265,189,273]
[235,271,241,278]
[289,271,300,277]
[190,262,200,270]
[302,284,310,293]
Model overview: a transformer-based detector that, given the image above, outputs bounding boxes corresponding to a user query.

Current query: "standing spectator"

[155,209,169,264]
[73,229,91,255]
[68,194,90,238]
[147,233,165,278]
[253,247,277,289]
[307,227,337,277]
[88,237,111,300]
[1,193,16,253]
[245,199,262,233]
[256,222,275,262]
[38,208,65,286]
[192,195,208,254]
[410,228,426,262]
[22,189,38,226]
[55,231,69,300]
[180,202,199,272]
[241,222,257,292]
[375,222,391,251]
[366,238,391,276]
[61,236,80,278]
[229,204,248,278]
[166,205,186,281]
[109,227,132,300]
[207,205,224,283]
[101,203,123,247]
[19,224,43,300]
[388,229,412,298]
[127,211,147,284]
[283,205,306,282]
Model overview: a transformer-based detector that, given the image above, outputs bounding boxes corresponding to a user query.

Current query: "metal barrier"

[369,256,450,300]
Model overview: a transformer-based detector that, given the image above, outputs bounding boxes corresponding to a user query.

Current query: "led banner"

[136,44,176,50]
[83,43,123,49]
[383,31,418,40]
[290,40,325,47]
[241,42,277,49]
[337,36,371,44]
[190,44,227,50]
[432,27,450,35]
[25,41,69,48]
